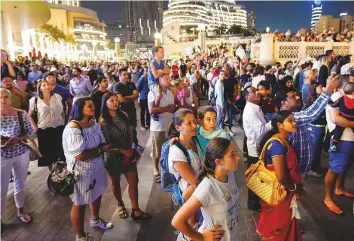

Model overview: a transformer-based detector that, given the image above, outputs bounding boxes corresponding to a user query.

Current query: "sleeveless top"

[148,58,165,86]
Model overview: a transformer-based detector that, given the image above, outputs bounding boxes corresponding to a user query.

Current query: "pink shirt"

[16,80,28,91]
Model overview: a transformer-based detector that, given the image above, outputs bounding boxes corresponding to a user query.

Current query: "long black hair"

[100,92,128,125]
[168,108,194,138]
[257,110,292,154]
[69,97,93,121]
[196,137,231,185]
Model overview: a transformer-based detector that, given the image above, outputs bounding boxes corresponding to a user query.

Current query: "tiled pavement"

[2,106,354,241]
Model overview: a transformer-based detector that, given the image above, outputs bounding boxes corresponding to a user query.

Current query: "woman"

[251,65,266,88]
[257,111,304,241]
[100,92,151,220]
[168,109,202,221]
[179,78,199,111]
[15,72,28,92]
[62,97,115,241]
[197,106,230,156]
[28,79,65,171]
[104,73,116,92]
[1,88,33,229]
[172,137,241,241]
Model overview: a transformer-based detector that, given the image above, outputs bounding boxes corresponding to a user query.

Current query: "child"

[329,82,354,151]
[148,46,169,121]
[257,81,278,121]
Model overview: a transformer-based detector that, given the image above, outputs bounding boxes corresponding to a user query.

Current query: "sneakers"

[229,130,235,136]
[90,217,113,230]
[307,171,323,178]
[141,126,148,131]
[76,232,94,241]
[133,143,145,152]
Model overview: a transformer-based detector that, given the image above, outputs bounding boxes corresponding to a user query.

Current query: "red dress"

[257,140,303,241]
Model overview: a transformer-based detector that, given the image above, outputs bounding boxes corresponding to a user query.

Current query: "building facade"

[247,11,256,34]
[311,0,322,31]
[121,0,163,46]
[339,12,354,32]
[314,15,340,33]
[163,0,247,30]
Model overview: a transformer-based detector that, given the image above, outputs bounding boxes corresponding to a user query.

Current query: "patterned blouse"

[1,110,34,158]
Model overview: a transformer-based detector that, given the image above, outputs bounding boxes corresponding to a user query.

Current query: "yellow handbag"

[244,137,287,206]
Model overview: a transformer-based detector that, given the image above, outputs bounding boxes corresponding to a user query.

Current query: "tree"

[228,24,254,36]
[215,24,228,35]
[39,24,77,44]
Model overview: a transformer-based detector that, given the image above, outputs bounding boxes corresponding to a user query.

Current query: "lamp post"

[197,24,206,51]
[154,32,162,46]
[114,37,120,58]
[92,40,97,60]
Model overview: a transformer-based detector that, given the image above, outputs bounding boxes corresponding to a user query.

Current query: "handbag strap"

[17,111,26,136]
[258,136,288,165]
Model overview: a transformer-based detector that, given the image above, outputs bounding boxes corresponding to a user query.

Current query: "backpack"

[160,139,191,206]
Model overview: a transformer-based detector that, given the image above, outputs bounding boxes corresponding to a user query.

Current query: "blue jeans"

[216,105,224,129]
[309,125,326,171]
[226,102,233,129]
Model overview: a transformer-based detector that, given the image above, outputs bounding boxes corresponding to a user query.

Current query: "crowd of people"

[273,29,354,42]
[1,43,354,241]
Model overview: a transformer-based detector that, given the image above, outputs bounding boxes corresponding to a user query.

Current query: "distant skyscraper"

[247,11,256,33]
[311,1,322,31]
[122,0,163,45]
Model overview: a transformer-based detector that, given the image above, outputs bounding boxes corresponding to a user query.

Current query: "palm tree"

[215,24,228,35]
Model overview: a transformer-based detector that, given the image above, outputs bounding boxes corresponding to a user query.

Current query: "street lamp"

[154,32,162,46]
[266,27,270,33]
[114,37,121,58]
[92,40,97,60]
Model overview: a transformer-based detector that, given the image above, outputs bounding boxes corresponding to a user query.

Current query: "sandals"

[16,214,33,224]
[118,205,129,219]
[131,208,152,221]
[154,173,161,183]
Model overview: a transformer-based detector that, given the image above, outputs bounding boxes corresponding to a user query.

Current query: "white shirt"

[29,94,64,129]
[326,91,354,141]
[168,144,202,192]
[242,102,272,157]
[148,89,174,132]
[193,172,240,241]
[251,75,266,88]
[186,73,197,85]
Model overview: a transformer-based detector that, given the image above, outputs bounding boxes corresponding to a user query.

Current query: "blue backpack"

[160,140,191,206]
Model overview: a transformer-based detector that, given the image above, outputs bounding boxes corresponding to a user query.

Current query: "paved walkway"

[2,107,354,241]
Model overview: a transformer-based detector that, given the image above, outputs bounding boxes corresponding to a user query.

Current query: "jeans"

[309,125,326,172]
[216,105,224,129]
[139,99,150,128]
[1,151,30,219]
[226,102,233,129]
[247,155,260,209]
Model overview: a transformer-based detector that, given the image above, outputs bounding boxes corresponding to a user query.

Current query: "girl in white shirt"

[28,79,64,171]
[172,137,241,241]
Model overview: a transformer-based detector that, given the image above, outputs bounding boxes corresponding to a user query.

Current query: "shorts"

[329,139,354,174]
[151,131,168,160]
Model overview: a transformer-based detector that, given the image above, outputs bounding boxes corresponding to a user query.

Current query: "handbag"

[244,137,287,206]
[47,120,81,196]
[17,111,42,161]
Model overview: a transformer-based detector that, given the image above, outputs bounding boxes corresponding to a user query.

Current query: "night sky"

[81,1,354,32]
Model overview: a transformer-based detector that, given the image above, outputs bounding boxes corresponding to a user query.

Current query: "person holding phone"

[100,92,151,221]
[1,49,15,78]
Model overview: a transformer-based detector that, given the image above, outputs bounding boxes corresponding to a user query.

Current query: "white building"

[163,0,247,30]
[311,0,323,31]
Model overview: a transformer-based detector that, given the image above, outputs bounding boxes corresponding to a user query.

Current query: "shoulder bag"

[47,121,81,196]
[244,137,288,206]
[17,111,42,161]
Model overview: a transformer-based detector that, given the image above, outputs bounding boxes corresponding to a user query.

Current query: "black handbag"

[47,121,81,196]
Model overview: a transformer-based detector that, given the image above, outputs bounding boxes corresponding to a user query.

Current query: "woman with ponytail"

[256,110,304,241]
[172,137,240,241]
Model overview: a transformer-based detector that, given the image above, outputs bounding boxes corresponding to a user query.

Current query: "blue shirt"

[299,70,305,92]
[69,76,93,99]
[148,59,165,86]
[53,84,70,104]
[136,75,149,100]
[215,79,225,108]
[28,71,43,83]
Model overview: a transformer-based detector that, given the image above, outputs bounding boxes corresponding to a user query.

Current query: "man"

[317,50,333,87]
[324,75,354,215]
[276,74,339,174]
[113,68,144,152]
[223,68,238,136]
[148,46,170,86]
[46,72,72,122]
[299,61,313,96]
[265,65,277,90]
[243,86,272,211]
[81,67,90,81]
[91,77,108,122]
[88,63,98,85]
[28,64,43,84]
[137,67,150,130]
[69,67,93,103]
[171,61,179,80]
[215,70,226,129]
[1,76,28,109]
[148,73,176,183]
[1,49,15,78]
[58,66,72,88]
[301,69,316,105]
